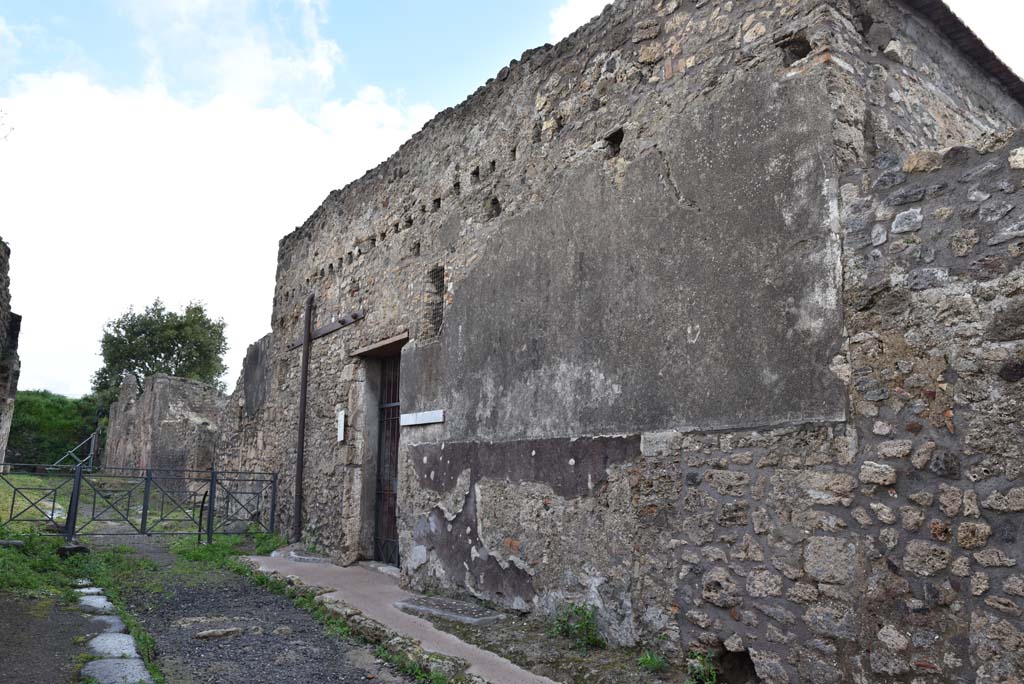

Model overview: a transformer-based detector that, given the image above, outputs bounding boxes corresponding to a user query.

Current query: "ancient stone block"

[746,569,784,598]
[1009,147,1024,170]
[860,461,897,485]
[904,540,952,576]
[987,298,1024,342]
[877,440,912,459]
[904,151,943,173]
[982,488,1024,512]
[705,470,749,496]
[701,567,741,608]
[957,522,993,549]
[974,549,1018,568]
[938,484,962,517]
[1004,575,1024,597]
[804,603,856,640]
[891,208,924,233]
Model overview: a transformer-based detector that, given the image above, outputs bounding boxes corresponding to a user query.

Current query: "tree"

[91,300,228,403]
[6,390,101,465]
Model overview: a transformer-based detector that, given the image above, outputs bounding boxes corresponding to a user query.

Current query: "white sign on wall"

[337,409,346,443]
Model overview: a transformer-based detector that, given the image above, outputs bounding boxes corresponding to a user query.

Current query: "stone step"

[395,595,508,626]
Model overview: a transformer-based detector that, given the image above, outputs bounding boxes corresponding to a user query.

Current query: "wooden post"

[292,294,313,543]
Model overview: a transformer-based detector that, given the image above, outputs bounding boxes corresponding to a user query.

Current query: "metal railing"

[0,463,277,543]
[49,432,99,468]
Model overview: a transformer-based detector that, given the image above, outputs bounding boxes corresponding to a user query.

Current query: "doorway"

[374,355,401,566]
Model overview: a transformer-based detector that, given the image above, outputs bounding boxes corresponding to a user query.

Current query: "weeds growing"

[550,603,606,652]
[638,650,668,673]
[684,649,718,684]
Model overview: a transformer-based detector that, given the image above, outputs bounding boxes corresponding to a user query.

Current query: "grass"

[0,471,76,534]
[374,646,449,684]
[684,649,718,684]
[0,529,167,682]
[550,603,606,652]
[638,650,668,673]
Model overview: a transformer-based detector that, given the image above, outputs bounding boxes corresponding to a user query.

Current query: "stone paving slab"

[79,595,116,614]
[80,658,153,684]
[91,615,128,634]
[395,596,507,626]
[270,543,331,564]
[88,633,139,658]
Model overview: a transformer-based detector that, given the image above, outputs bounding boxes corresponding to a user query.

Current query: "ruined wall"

[105,374,228,473]
[832,134,1024,684]
[824,0,1024,169]
[217,1,1024,681]
[0,240,20,467]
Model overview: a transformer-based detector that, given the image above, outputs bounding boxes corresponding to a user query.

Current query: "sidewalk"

[246,555,559,684]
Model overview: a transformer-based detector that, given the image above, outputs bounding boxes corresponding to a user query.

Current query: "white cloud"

[0,72,434,396]
[118,0,344,109]
[548,0,608,42]
[0,17,18,49]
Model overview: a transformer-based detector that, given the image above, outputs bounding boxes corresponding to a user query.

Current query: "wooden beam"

[287,310,364,351]
[350,331,409,358]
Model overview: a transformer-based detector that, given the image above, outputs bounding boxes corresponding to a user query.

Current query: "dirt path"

[0,595,93,684]
[108,538,412,684]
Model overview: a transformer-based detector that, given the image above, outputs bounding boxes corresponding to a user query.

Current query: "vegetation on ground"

[6,390,102,465]
[374,646,449,684]
[684,649,719,684]
[638,649,668,673]
[549,602,607,652]
[0,529,165,682]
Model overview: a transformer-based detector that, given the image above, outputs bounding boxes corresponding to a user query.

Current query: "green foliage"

[638,650,668,673]
[250,529,289,556]
[91,299,228,401]
[684,649,718,684]
[374,646,450,684]
[169,535,248,570]
[6,390,100,465]
[0,530,165,682]
[550,603,606,652]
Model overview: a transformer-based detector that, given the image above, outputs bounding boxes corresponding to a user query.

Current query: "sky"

[0,1,1021,398]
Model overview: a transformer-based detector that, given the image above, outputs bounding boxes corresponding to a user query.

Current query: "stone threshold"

[243,555,557,684]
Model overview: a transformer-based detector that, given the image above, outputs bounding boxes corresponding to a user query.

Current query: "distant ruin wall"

[0,240,21,467]
[105,374,228,473]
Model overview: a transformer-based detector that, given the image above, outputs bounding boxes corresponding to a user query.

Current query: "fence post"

[206,468,217,544]
[140,469,152,534]
[86,432,97,468]
[65,465,83,543]
[268,473,278,533]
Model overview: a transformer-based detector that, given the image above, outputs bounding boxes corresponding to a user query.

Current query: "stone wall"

[0,239,20,467]
[105,374,228,473]
[214,1,1024,681]
[834,133,1024,683]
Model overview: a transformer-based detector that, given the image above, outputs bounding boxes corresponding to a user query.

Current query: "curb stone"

[244,560,488,684]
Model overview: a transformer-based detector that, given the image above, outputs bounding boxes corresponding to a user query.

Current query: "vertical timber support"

[292,294,313,543]
[65,465,83,543]
[269,472,278,533]
[207,468,218,544]
[140,469,153,534]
